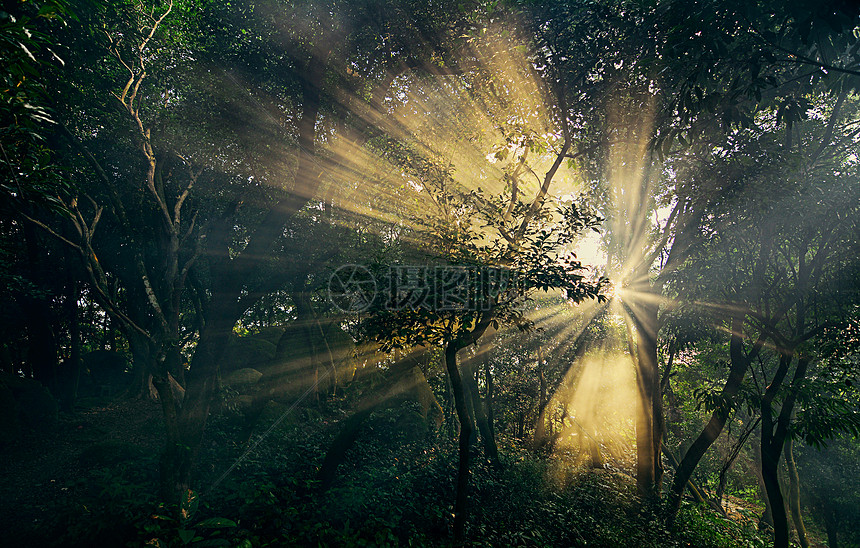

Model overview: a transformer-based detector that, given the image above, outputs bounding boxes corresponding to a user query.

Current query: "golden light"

[254,14,674,475]
[610,281,624,302]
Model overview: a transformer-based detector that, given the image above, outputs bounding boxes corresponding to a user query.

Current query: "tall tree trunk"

[634,390,656,499]
[533,345,549,449]
[127,331,154,399]
[154,373,184,501]
[158,302,234,501]
[444,373,456,438]
[640,302,664,495]
[750,437,775,533]
[784,437,809,547]
[822,507,839,548]
[464,361,499,466]
[60,276,81,412]
[667,316,755,525]
[761,436,789,548]
[626,298,661,502]
[154,43,334,502]
[760,354,810,548]
[483,357,497,452]
[445,342,472,544]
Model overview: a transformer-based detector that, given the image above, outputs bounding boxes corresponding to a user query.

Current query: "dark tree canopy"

[1,1,858,547]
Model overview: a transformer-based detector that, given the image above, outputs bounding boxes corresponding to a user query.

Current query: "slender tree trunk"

[639,302,665,495]
[759,354,790,548]
[445,342,472,544]
[750,438,774,532]
[463,367,478,445]
[716,466,729,506]
[761,437,789,548]
[127,332,154,399]
[760,354,810,548]
[60,276,81,412]
[823,508,838,548]
[626,298,660,502]
[784,437,809,547]
[662,447,707,505]
[716,416,759,506]
[668,409,727,517]
[483,358,497,451]
[533,346,549,448]
[667,316,753,525]
[464,362,499,466]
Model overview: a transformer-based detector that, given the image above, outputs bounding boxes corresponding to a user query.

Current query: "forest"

[1,0,859,546]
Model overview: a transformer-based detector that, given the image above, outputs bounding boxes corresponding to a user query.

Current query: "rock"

[222,368,263,390]
[274,324,313,362]
[231,394,255,411]
[246,327,286,347]
[0,371,41,397]
[268,320,357,395]
[222,337,277,373]
[0,373,59,432]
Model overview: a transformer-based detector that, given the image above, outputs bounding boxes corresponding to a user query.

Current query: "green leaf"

[178,528,196,545]
[196,518,237,528]
[180,489,199,524]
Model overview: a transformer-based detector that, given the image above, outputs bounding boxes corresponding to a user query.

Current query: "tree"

[1,0,73,393]
[356,127,605,540]
[552,0,860,506]
[26,0,486,501]
[661,87,860,545]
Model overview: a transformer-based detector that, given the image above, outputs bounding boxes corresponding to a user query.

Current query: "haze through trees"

[2,0,859,546]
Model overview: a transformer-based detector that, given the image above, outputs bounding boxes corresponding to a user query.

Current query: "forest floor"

[1,396,163,539]
[2,397,830,547]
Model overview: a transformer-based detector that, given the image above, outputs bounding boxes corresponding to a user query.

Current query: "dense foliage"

[1,0,858,547]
